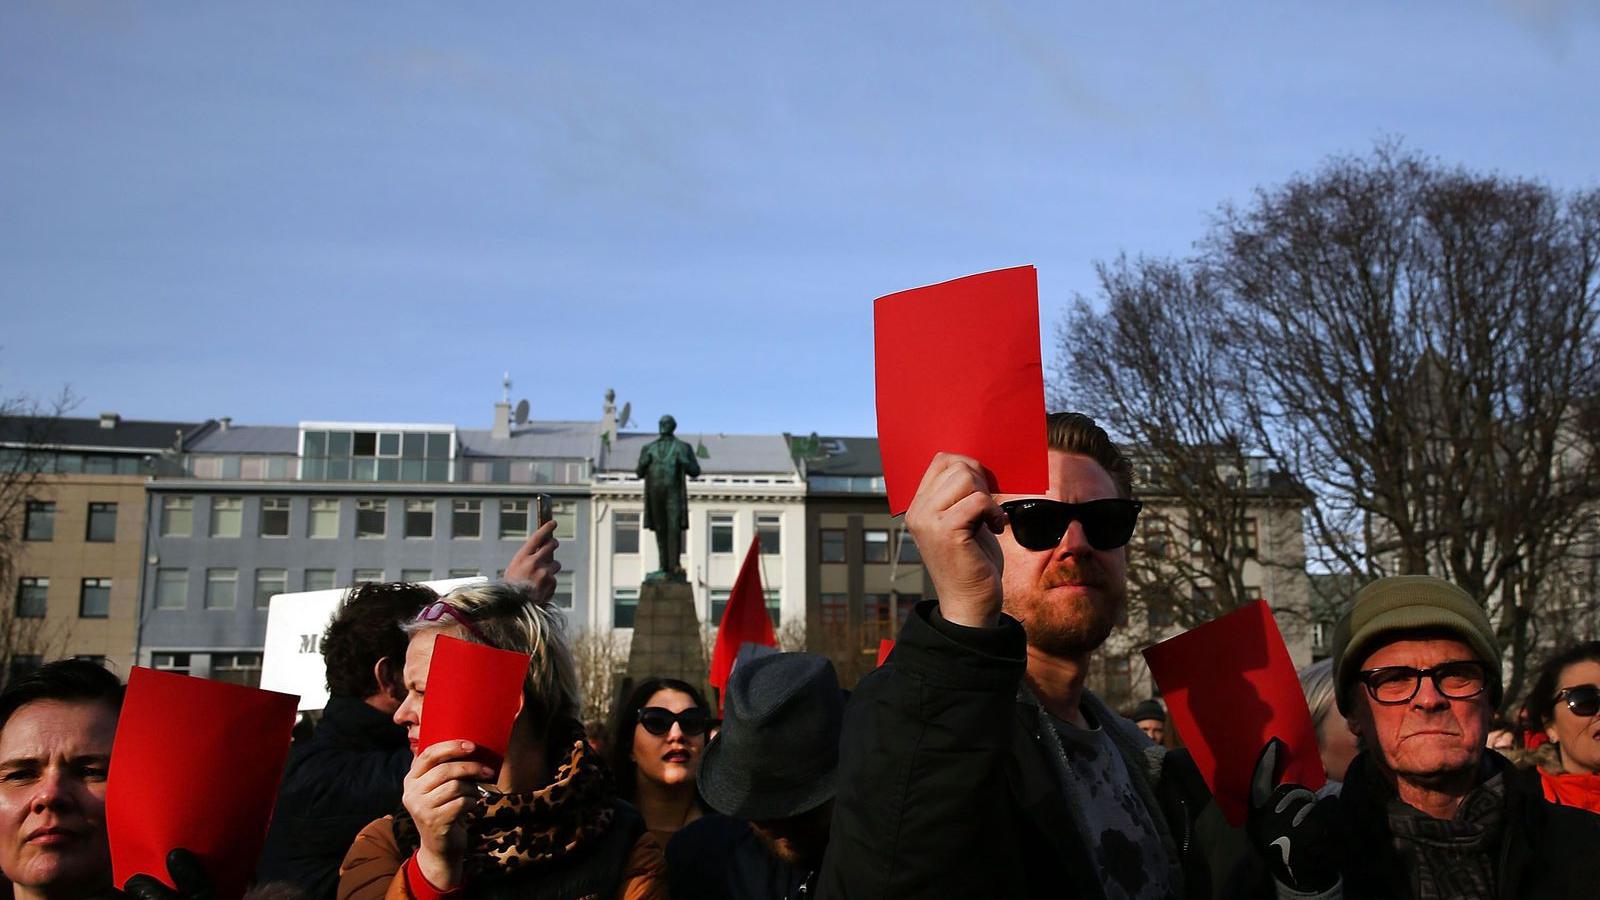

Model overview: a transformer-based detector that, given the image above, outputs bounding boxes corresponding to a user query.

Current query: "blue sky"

[4,2,1597,436]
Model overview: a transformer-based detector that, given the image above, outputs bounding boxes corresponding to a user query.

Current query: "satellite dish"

[619,402,633,429]
[514,399,529,425]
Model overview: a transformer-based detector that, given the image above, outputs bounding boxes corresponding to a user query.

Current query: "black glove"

[123,849,216,900]
[1247,738,1340,893]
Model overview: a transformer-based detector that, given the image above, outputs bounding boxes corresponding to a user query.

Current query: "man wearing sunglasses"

[1245,575,1600,900]
[823,413,1264,900]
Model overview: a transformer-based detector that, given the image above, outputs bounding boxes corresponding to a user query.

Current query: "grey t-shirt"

[1044,708,1177,900]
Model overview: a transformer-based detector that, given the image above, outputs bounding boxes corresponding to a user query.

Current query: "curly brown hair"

[323,581,438,698]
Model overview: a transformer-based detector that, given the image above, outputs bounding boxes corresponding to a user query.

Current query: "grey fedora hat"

[698,652,843,822]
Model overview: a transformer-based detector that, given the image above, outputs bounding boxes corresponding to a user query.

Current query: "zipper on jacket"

[1177,795,1192,855]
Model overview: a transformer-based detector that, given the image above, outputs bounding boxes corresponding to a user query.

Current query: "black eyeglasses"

[637,707,718,737]
[999,498,1144,552]
[1556,684,1600,718]
[1357,661,1489,705]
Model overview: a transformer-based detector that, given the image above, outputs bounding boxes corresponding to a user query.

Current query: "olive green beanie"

[1331,575,1501,715]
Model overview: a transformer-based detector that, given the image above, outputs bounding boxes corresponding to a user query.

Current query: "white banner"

[260,577,486,711]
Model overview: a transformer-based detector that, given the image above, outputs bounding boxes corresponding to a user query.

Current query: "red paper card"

[107,668,299,900]
[876,639,895,667]
[1142,601,1325,826]
[416,634,531,773]
[874,266,1049,515]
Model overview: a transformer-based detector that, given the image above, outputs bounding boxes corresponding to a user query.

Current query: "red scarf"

[1538,768,1600,815]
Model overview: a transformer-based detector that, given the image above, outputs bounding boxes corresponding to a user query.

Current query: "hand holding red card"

[874,266,1050,515]
[107,668,299,900]
[1142,601,1325,826]
[416,634,532,774]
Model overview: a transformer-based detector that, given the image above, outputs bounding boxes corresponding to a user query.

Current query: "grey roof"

[606,432,798,475]
[459,422,600,459]
[188,425,299,454]
[792,435,883,477]
[0,415,199,451]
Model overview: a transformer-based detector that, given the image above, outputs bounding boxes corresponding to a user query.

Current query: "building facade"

[1,413,199,680]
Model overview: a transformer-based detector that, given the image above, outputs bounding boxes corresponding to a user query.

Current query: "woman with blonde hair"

[339,572,665,900]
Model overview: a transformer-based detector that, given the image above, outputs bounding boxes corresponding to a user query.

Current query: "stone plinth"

[624,579,706,688]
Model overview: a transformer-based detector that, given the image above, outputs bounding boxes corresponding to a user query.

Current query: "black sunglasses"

[637,706,718,737]
[999,498,1144,552]
[1357,661,1489,705]
[1557,684,1600,718]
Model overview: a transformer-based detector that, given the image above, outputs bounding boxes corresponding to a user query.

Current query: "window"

[896,531,921,563]
[7,655,42,686]
[356,499,386,538]
[160,496,194,537]
[405,500,434,538]
[304,569,336,591]
[613,588,639,628]
[1312,621,1331,651]
[210,497,243,538]
[255,569,286,609]
[1103,656,1133,707]
[452,500,482,539]
[15,578,48,618]
[821,592,848,625]
[1239,517,1260,557]
[401,568,432,583]
[205,569,237,610]
[553,572,574,609]
[614,511,640,554]
[212,652,263,688]
[500,500,529,539]
[820,529,846,564]
[710,514,734,554]
[1148,600,1175,629]
[552,500,577,539]
[85,503,117,542]
[763,589,781,622]
[155,570,188,609]
[354,568,383,583]
[448,568,480,578]
[863,530,890,563]
[23,501,54,541]
[864,593,893,643]
[308,498,339,539]
[757,514,781,554]
[79,578,111,618]
[260,498,290,538]
[1144,515,1173,560]
[709,589,731,625]
[151,652,191,675]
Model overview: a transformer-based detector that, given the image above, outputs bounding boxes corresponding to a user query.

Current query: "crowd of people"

[4,412,1600,900]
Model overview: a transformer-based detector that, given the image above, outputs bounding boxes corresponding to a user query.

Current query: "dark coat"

[1334,751,1600,899]
[819,601,1266,900]
[666,815,814,900]
[257,696,413,900]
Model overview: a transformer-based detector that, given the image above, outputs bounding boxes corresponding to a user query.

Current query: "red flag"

[709,536,777,701]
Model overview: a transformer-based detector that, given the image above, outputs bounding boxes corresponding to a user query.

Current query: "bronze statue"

[636,414,700,581]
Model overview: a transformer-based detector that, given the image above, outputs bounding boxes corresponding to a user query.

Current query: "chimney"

[492,402,511,439]
[219,417,232,432]
[98,412,120,430]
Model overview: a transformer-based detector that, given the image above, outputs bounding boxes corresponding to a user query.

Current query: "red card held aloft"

[416,633,531,774]
[876,639,895,667]
[874,266,1050,515]
[1142,601,1325,826]
[107,668,299,900]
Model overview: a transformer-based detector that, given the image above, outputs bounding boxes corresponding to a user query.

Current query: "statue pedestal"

[624,580,705,688]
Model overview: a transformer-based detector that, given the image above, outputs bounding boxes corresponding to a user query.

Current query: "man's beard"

[1003,557,1123,657]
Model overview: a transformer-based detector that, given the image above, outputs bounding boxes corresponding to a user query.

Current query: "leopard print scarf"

[394,732,617,879]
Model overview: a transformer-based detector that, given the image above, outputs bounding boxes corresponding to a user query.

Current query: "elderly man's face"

[1349,637,1491,786]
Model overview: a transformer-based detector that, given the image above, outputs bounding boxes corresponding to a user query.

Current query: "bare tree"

[0,384,76,682]
[1059,145,1600,710]
[570,627,629,727]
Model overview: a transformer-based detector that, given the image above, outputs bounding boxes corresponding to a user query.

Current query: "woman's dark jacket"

[819,601,1266,900]
[257,696,413,899]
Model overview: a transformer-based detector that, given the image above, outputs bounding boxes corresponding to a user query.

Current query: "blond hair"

[402,581,580,731]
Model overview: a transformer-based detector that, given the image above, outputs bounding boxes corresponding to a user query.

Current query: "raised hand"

[1248,738,1340,893]
[404,740,494,890]
[504,519,560,603]
[904,452,1007,628]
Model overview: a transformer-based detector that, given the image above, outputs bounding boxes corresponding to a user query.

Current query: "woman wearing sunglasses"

[338,581,666,900]
[1528,640,1600,814]
[607,678,717,841]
